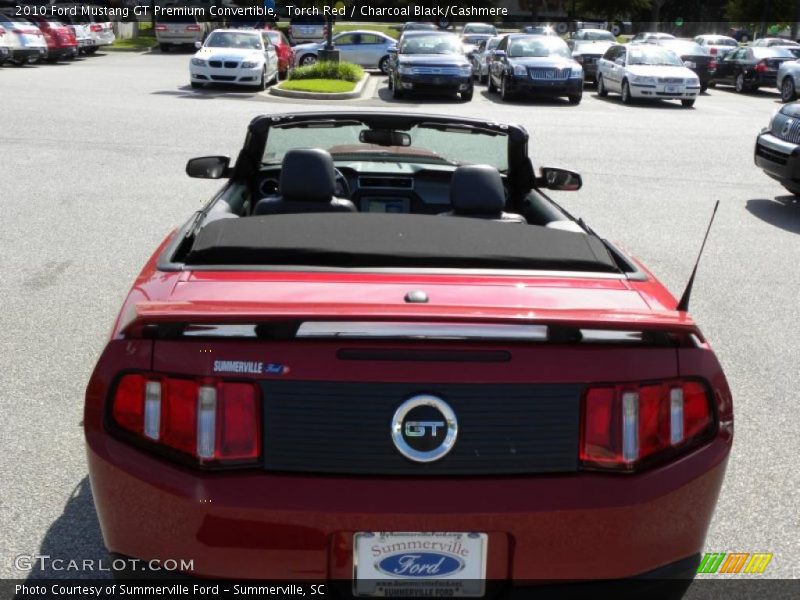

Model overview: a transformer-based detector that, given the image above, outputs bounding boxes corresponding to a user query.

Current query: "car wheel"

[480,73,488,85]
[392,79,404,99]
[191,81,203,89]
[597,74,608,97]
[488,75,497,93]
[681,99,695,108]
[735,72,747,93]
[782,77,797,103]
[159,43,170,53]
[86,47,98,54]
[708,80,716,88]
[568,93,582,105]
[279,69,288,80]
[461,87,473,102]
[257,66,267,91]
[782,184,800,197]
[299,54,316,67]
[700,84,708,93]
[621,79,632,104]
[500,75,511,101]
[378,56,390,75]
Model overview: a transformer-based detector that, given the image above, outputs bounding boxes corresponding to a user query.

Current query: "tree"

[574,0,652,22]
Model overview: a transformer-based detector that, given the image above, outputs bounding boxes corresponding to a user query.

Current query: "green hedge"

[289,61,364,83]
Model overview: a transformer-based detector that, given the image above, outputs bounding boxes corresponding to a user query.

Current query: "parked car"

[488,34,583,103]
[294,30,396,74]
[462,22,497,36]
[471,34,505,83]
[777,58,800,101]
[189,29,279,91]
[289,15,326,44]
[400,22,438,34]
[694,34,738,59]
[156,12,219,52]
[52,4,93,54]
[570,28,616,42]
[630,32,675,44]
[79,5,115,53]
[711,46,795,93]
[520,24,557,36]
[656,39,715,92]
[569,38,617,84]
[0,11,47,65]
[752,37,800,48]
[460,33,492,58]
[597,43,700,107]
[264,29,294,79]
[85,109,733,590]
[754,101,800,194]
[0,23,9,65]
[388,31,473,101]
[25,15,78,62]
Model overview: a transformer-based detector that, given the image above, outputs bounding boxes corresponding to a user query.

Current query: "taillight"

[580,379,714,471]
[186,24,201,32]
[756,59,768,73]
[709,59,717,70]
[710,47,717,55]
[0,27,5,35]
[155,25,167,31]
[90,24,102,32]
[111,373,261,466]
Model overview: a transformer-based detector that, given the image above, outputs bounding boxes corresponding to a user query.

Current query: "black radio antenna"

[676,200,720,312]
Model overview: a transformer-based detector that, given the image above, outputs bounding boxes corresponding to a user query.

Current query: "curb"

[269,73,370,100]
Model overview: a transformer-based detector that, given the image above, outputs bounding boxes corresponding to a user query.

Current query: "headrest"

[450,165,506,214]
[279,148,336,202]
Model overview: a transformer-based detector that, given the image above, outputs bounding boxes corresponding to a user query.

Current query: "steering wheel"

[334,168,351,199]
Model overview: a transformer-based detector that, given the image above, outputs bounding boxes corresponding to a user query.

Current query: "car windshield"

[266,31,282,43]
[581,30,615,41]
[462,35,491,45]
[753,47,795,58]
[464,25,496,34]
[508,37,570,58]
[707,37,737,46]
[661,41,707,55]
[400,34,461,55]
[205,31,262,49]
[405,23,437,31]
[262,121,509,171]
[627,46,683,66]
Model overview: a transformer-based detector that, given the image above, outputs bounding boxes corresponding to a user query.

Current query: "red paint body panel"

[86,230,733,581]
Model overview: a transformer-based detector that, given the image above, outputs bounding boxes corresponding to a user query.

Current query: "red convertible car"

[85,112,732,597]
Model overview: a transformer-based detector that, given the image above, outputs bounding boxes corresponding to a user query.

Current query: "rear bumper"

[87,429,729,581]
[755,131,800,189]
[10,47,47,61]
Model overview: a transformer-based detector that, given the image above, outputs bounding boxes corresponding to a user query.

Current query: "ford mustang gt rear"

[85,112,732,598]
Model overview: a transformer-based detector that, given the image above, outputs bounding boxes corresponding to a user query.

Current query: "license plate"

[666,85,680,93]
[353,532,488,597]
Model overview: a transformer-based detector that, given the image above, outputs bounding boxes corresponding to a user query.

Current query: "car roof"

[336,30,390,37]
[209,28,261,35]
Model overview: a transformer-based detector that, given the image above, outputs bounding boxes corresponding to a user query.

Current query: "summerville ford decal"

[376,552,465,577]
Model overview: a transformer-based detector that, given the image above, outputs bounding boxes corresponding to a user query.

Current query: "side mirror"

[538,167,582,191]
[194,41,202,49]
[493,49,506,59]
[186,156,231,179]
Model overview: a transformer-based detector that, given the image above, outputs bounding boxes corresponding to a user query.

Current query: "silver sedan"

[294,30,397,74]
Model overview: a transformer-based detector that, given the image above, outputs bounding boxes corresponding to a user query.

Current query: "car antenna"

[676,200,720,312]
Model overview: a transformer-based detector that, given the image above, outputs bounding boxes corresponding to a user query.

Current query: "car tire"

[735,72,747,93]
[700,84,708,93]
[159,43,170,53]
[480,73,488,85]
[782,77,797,103]
[782,184,800,196]
[279,69,288,80]
[621,79,632,104]
[708,80,716,88]
[191,81,203,89]
[299,54,316,67]
[681,99,695,108]
[85,47,98,54]
[378,56,390,75]
[500,75,511,101]
[257,67,268,91]
[392,79,404,100]
[461,88,473,102]
[488,75,497,93]
[597,75,608,97]
[568,93,582,105]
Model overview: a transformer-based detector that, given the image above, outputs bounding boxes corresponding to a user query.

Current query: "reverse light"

[111,373,261,466]
[580,379,714,471]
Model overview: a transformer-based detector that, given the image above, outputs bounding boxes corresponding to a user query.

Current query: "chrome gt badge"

[391,395,458,463]
[782,118,795,137]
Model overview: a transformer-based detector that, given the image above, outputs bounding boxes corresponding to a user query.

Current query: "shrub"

[289,61,364,83]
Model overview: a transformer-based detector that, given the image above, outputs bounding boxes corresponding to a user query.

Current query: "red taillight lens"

[111,373,261,466]
[710,47,717,55]
[186,24,201,32]
[756,59,768,72]
[0,27,5,35]
[155,25,167,31]
[90,24,102,32]
[709,59,717,70]
[580,379,714,471]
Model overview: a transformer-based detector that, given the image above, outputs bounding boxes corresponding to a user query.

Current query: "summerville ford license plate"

[353,532,488,597]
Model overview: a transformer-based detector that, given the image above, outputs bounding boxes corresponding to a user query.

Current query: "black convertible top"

[186,214,619,272]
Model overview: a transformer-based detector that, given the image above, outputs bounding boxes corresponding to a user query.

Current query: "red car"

[26,15,77,61]
[85,112,732,597]
[265,29,294,78]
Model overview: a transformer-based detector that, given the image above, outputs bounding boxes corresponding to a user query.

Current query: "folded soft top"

[186,213,619,272]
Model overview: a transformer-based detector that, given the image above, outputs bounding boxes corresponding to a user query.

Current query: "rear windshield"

[753,47,795,58]
[508,37,570,59]
[661,41,707,55]
[580,30,615,41]
[464,25,496,34]
[205,31,262,49]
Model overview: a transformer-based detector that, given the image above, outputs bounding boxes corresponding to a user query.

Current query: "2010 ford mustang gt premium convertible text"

[85,112,732,598]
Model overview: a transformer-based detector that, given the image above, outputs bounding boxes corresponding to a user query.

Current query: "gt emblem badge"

[391,395,458,463]
[782,118,795,137]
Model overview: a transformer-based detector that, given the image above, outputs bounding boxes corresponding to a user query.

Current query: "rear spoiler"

[120,300,701,341]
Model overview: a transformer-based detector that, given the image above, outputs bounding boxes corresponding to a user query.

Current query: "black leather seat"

[441,165,526,223]
[254,148,356,215]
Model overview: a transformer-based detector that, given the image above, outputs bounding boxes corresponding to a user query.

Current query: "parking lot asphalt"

[0,50,798,580]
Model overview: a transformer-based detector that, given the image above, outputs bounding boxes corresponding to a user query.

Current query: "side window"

[603,46,617,61]
[496,37,508,51]
[262,33,271,48]
[360,34,381,45]
[336,34,356,45]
